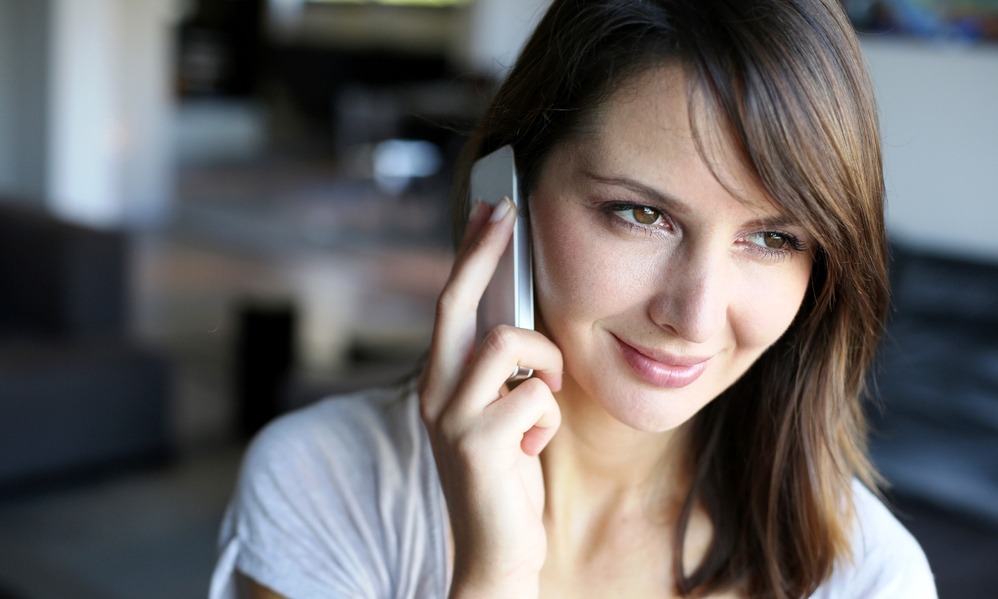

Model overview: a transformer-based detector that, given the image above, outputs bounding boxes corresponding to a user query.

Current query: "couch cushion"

[871,243,998,523]
[0,340,172,488]
[0,202,126,339]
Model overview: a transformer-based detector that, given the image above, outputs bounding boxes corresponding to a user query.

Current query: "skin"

[243,64,814,599]
[532,64,814,440]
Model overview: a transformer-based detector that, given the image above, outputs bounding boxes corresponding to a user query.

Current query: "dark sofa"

[869,242,998,598]
[0,201,172,491]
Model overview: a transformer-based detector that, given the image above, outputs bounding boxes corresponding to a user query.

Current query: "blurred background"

[0,0,994,597]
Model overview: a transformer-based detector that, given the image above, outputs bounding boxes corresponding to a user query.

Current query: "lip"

[612,335,711,389]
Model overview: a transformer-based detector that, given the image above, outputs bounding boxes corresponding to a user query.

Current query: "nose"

[648,244,730,344]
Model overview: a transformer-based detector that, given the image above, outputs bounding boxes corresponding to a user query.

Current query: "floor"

[0,446,241,599]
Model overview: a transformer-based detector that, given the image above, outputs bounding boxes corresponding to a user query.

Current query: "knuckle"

[481,324,517,357]
[434,402,462,437]
[417,373,440,423]
[435,284,477,324]
[516,376,546,395]
[467,230,493,256]
[435,286,461,317]
[451,429,487,464]
[418,397,436,427]
[513,377,551,402]
[436,404,489,454]
[437,398,468,442]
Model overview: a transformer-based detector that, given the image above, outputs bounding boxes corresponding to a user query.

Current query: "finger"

[484,377,561,457]
[450,325,563,416]
[457,199,490,256]
[422,198,517,414]
[434,198,515,370]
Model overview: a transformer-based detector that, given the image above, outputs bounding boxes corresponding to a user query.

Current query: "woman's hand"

[419,198,563,598]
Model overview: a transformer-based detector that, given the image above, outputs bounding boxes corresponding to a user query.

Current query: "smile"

[613,335,711,389]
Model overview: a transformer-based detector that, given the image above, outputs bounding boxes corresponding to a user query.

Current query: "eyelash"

[603,202,808,260]
[744,231,808,262]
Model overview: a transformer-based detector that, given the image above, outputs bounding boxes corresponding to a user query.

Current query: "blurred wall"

[454,0,551,77]
[0,0,174,227]
[864,39,998,260]
[47,0,175,227]
[0,0,50,202]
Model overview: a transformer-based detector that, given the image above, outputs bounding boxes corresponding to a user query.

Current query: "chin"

[570,368,713,433]
[608,389,707,432]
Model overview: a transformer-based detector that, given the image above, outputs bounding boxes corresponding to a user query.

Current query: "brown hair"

[450,1,888,597]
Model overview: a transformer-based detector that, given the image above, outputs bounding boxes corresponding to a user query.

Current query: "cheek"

[731,263,811,351]
[532,204,603,331]
[530,204,646,331]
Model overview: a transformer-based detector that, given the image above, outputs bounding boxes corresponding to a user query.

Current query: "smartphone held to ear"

[471,145,535,381]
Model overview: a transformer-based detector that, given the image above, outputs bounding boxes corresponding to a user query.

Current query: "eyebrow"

[581,170,694,218]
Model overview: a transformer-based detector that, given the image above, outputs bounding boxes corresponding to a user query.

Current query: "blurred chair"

[0,201,172,491]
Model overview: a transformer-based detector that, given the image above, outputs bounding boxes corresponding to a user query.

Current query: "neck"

[540,376,690,556]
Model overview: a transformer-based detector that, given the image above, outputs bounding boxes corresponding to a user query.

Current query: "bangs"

[679,1,883,273]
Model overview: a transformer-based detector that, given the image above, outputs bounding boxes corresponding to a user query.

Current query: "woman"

[211,0,936,597]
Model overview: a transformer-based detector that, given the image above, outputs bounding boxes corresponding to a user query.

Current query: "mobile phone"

[471,145,534,378]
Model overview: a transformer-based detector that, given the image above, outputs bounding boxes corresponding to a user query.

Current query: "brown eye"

[631,206,662,225]
[744,231,806,257]
[609,203,670,233]
[762,232,788,249]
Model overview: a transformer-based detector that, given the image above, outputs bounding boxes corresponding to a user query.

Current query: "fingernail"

[553,372,564,393]
[489,197,513,222]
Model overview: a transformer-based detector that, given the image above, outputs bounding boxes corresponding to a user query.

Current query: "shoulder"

[813,480,938,598]
[211,383,448,599]
[241,384,421,481]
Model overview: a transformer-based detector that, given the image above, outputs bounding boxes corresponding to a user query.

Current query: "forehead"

[580,64,780,215]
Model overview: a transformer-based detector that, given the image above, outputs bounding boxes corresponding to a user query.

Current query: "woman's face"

[529,65,814,432]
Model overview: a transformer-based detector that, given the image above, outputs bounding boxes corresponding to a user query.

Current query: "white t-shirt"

[210,385,937,598]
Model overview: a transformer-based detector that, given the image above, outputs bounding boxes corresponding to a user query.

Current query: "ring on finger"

[508,365,534,382]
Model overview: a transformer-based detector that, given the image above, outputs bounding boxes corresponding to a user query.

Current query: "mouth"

[612,335,711,389]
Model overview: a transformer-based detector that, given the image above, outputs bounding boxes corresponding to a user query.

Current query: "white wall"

[863,39,998,260]
[47,0,175,227]
[0,0,50,202]
[453,0,551,78]
[0,1,19,191]
[115,0,175,225]
[47,0,119,224]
